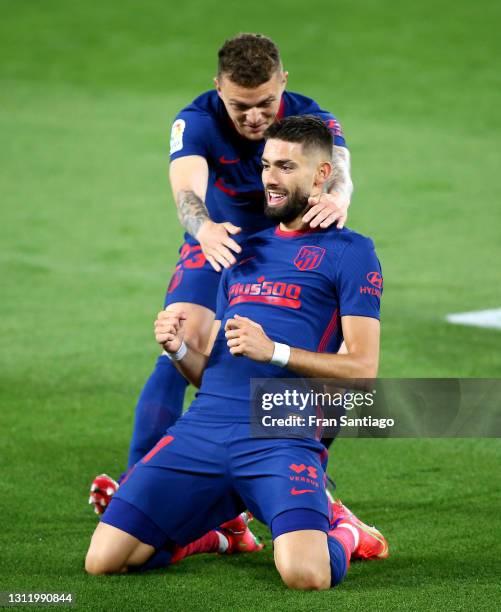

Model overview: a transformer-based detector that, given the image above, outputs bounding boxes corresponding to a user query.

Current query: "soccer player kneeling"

[85,116,388,589]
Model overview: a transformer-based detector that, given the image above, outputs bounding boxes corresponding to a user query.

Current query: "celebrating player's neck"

[279,214,310,232]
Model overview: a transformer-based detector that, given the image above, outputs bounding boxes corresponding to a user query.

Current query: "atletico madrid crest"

[293,246,326,271]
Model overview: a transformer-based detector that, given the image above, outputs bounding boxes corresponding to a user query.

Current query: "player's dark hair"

[217,33,282,87]
[264,115,333,157]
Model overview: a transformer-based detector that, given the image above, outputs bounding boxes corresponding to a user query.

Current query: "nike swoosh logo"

[290,487,317,495]
[219,156,240,164]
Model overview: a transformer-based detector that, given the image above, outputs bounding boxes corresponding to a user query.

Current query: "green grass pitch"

[1,0,501,609]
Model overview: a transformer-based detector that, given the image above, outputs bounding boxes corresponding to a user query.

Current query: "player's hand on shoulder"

[303,192,350,230]
[196,219,242,272]
[154,308,187,353]
[224,314,274,362]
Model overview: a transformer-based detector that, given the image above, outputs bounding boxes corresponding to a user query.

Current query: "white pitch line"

[446,308,501,330]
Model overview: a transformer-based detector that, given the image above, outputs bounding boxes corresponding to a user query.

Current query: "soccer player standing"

[85,116,387,589]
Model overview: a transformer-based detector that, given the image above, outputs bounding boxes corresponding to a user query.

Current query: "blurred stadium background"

[1,0,500,609]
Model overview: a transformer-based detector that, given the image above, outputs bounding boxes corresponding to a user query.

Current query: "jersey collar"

[274,225,322,238]
[276,95,286,120]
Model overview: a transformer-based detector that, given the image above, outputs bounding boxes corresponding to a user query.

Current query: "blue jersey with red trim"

[169,90,346,244]
[187,224,382,421]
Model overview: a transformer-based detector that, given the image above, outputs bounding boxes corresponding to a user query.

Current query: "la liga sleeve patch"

[170,119,186,154]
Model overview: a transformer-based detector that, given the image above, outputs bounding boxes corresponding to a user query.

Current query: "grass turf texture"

[1,0,501,609]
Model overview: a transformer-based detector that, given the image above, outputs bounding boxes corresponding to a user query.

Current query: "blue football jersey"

[169,90,346,243]
[187,224,382,421]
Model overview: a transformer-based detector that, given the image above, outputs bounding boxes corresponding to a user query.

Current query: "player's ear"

[281,70,289,88]
[314,161,333,188]
[215,76,228,102]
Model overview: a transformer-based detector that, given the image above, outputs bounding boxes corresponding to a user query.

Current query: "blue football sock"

[131,549,173,572]
[327,534,349,587]
[127,354,188,467]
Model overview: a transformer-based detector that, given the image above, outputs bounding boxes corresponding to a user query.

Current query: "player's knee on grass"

[273,530,331,591]
[85,536,129,576]
[85,547,124,575]
[85,522,152,575]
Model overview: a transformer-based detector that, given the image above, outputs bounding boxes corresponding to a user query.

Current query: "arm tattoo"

[176,190,210,238]
[327,146,354,199]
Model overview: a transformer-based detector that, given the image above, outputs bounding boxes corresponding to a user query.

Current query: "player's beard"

[264,187,310,224]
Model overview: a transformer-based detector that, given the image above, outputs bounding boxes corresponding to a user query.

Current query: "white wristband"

[163,341,188,362]
[270,342,291,368]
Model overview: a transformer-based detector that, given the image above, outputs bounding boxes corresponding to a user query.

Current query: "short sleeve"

[337,237,382,320]
[215,269,230,321]
[312,111,347,148]
[169,109,213,162]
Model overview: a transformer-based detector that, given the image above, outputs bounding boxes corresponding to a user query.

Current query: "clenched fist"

[154,308,187,353]
[224,315,274,362]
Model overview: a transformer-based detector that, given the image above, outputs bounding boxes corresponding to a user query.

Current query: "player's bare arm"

[177,190,210,238]
[302,146,353,230]
[225,314,379,379]
[287,315,379,379]
[170,155,242,272]
[329,146,353,200]
[170,155,209,227]
[154,308,220,387]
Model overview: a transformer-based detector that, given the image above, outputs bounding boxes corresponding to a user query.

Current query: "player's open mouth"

[266,190,288,206]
